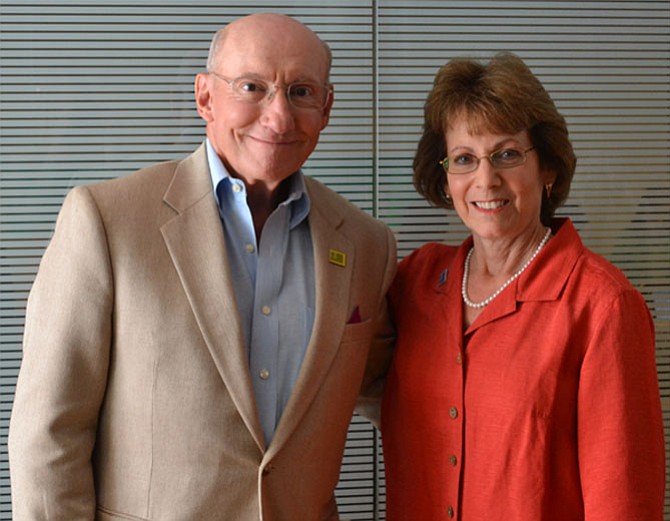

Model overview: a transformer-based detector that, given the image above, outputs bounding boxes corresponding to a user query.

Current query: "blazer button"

[449,407,458,419]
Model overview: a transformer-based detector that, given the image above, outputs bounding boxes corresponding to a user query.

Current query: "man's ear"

[319,84,334,130]
[195,73,214,122]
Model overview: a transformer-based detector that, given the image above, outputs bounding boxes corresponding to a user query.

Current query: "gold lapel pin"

[329,249,347,267]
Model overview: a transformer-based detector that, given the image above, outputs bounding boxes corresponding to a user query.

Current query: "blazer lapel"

[266,182,353,455]
[160,144,265,451]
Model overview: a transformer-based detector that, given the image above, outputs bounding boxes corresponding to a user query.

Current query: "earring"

[545,183,553,198]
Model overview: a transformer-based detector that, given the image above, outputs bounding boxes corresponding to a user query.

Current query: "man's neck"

[246,178,291,241]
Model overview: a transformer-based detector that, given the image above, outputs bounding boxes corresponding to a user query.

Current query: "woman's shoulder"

[574,247,642,301]
[552,218,641,301]
[400,241,459,271]
[392,242,460,295]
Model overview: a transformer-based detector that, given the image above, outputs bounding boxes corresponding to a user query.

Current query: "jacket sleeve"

[355,224,397,428]
[9,186,113,520]
[577,288,665,520]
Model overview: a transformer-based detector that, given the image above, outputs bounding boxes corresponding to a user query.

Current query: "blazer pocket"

[340,318,374,344]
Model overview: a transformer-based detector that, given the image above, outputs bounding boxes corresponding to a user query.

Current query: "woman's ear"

[542,167,557,186]
[543,170,557,198]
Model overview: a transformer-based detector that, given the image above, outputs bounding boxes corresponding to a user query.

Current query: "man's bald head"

[206,13,332,80]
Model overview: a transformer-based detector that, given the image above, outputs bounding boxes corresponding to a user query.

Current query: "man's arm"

[356,225,396,428]
[9,186,113,520]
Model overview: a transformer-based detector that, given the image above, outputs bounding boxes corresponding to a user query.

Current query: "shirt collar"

[205,138,311,229]
[515,217,583,302]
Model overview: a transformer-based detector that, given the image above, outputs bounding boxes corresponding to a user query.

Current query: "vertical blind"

[1,1,668,519]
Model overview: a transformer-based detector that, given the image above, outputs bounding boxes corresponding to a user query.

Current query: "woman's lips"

[472,199,509,210]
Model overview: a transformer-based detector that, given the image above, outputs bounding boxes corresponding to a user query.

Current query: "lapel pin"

[439,269,448,286]
[329,249,347,267]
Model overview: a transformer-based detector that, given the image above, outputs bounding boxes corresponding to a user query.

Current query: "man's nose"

[260,88,296,133]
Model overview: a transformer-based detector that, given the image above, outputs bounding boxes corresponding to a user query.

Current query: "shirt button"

[259,369,270,380]
[245,243,255,254]
[449,407,458,419]
[232,183,242,193]
[261,305,272,315]
[447,506,455,518]
[449,455,458,466]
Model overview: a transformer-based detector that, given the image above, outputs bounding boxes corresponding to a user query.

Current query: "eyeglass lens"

[442,147,532,174]
[218,75,329,110]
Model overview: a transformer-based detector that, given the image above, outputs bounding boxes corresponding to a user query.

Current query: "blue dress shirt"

[206,139,315,445]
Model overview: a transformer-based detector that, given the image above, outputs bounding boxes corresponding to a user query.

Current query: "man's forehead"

[215,35,328,81]
[216,15,328,74]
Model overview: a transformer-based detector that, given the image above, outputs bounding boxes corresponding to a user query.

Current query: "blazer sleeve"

[355,224,397,428]
[9,186,113,520]
[577,288,665,520]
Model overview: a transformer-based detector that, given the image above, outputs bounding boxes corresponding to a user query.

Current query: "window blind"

[1,1,668,519]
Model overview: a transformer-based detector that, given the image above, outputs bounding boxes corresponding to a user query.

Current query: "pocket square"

[347,306,362,324]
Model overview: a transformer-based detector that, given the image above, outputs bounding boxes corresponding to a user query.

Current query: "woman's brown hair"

[413,52,576,225]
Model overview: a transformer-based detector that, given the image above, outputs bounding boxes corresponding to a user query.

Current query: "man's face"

[196,15,333,193]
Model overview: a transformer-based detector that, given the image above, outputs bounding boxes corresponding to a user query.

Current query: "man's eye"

[237,80,266,94]
[290,84,315,98]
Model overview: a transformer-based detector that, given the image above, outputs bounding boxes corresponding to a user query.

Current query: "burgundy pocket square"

[347,306,362,324]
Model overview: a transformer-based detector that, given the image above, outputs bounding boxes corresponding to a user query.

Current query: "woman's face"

[444,118,553,244]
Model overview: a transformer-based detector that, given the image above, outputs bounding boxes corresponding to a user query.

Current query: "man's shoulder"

[87,157,181,197]
[304,175,358,207]
[60,154,194,227]
[304,176,386,230]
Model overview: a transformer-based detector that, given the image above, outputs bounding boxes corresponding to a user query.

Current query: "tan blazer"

[9,144,396,521]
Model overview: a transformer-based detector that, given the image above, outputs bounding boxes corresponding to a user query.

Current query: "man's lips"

[249,135,297,146]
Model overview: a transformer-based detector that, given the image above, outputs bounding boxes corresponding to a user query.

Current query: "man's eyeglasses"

[440,146,535,175]
[208,71,332,111]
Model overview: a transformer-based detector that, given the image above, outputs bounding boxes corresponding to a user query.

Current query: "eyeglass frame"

[439,146,536,175]
[207,70,333,111]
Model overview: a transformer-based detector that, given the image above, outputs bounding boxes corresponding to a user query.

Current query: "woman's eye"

[454,154,475,165]
[497,148,523,161]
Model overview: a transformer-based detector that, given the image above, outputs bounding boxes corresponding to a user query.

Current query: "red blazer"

[382,218,665,521]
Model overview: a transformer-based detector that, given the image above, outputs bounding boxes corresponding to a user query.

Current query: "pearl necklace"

[462,227,552,309]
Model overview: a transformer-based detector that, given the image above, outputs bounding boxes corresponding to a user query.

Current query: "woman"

[381,53,665,520]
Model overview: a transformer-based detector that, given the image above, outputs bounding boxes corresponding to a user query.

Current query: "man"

[9,13,395,520]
